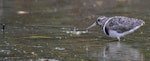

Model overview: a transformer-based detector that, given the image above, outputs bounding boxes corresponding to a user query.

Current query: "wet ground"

[0,0,150,61]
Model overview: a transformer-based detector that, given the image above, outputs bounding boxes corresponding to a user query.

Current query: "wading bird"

[86,16,145,41]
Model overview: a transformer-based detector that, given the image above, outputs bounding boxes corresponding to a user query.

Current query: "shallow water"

[0,0,150,61]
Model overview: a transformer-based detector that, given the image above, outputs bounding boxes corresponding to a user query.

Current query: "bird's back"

[106,16,144,33]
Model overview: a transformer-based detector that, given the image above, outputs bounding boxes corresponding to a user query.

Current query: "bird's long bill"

[86,22,97,30]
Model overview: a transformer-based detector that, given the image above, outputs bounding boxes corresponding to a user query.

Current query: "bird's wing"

[106,16,144,33]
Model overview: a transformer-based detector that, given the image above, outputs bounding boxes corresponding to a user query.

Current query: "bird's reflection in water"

[86,42,144,61]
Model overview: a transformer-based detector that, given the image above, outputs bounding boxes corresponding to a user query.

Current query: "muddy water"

[0,0,150,61]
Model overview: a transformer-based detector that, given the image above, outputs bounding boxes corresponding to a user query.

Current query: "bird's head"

[86,16,107,30]
[96,16,107,26]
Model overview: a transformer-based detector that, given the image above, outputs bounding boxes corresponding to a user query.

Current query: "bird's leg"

[117,37,121,41]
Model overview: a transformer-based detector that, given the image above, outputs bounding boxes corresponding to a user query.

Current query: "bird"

[86,16,145,41]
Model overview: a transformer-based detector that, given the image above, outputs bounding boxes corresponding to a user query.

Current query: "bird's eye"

[97,19,100,21]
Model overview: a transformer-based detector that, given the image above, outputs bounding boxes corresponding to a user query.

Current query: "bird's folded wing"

[106,16,144,33]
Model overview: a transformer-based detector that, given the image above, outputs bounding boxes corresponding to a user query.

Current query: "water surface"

[0,0,150,61]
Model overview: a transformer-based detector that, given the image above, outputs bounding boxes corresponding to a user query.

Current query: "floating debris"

[64,27,88,35]
[32,45,42,48]
[17,10,29,14]
[28,36,52,39]
[55,36,62,39]
[0,50,11,55]
[38,58,59,61]
[55,47,65,51]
